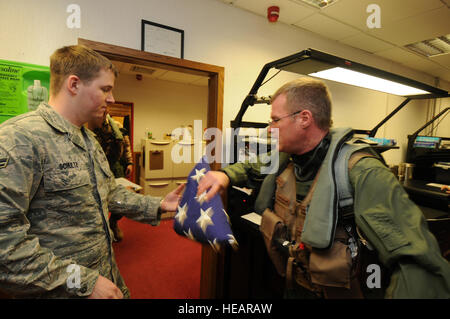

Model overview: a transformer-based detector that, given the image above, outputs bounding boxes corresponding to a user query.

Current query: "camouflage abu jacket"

[0,103,161,298]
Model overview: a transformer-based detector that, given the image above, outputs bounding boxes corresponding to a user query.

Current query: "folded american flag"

[173,156,238,252]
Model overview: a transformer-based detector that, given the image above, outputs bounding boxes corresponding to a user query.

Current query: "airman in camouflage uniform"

[0,45,183,298]
[93,114,133,179]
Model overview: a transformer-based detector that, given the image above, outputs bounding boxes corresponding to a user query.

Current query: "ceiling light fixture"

[231,48,449,137]
[272,48,447,97]
[129,65,156,75]
[309,67,429,96]
[405,34,450,57]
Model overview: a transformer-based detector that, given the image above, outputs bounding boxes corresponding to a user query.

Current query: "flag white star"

[195,191,208,205]
[208,239,221,252]
[191,168,206,183]
[175,203,188,226]
[227,234,239,250]
[183,228,195,241]
[223,209,231,224]
[196,207,214,233]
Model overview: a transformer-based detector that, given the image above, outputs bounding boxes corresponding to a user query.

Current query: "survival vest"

[258,127,387,298]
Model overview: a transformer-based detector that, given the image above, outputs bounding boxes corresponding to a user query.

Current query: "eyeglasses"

[268,110,302,126]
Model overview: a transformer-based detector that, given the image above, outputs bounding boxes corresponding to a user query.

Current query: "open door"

[108,101,134,181]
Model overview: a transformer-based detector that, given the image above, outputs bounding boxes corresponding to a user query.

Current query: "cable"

[260,70,282,87]
[431,107,449,134]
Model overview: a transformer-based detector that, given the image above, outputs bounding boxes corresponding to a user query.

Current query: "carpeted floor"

[112,217,202,299]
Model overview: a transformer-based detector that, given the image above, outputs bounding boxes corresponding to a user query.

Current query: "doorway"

[78,38,223,154]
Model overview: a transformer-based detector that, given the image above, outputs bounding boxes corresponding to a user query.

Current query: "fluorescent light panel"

[309,67,429,96]
[405,34,450,57]
[291,0,339,9]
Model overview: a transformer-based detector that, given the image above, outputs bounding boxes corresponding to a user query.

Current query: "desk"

[221,212,284,298]
[401,179,449,258]
[404,179,450,256]
[402,179,449,212]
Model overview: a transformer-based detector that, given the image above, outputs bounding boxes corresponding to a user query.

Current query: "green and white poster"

[0,63,23,115]
[0,59,49,124]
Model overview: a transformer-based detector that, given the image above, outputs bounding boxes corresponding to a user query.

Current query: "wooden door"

[108,101,135,181]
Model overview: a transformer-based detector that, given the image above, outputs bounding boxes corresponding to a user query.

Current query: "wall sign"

[141,19,184,59]
[0,59,50,124]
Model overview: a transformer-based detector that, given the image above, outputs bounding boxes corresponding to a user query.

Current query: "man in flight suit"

[0,45,184,298]
[197,77,450,298]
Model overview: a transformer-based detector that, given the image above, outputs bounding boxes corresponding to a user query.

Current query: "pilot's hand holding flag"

[173,156,238,251]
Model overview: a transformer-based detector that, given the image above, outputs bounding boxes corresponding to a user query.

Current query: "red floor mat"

[112,218,202,299]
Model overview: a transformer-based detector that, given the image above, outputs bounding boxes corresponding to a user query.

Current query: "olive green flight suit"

[222,137,450,298]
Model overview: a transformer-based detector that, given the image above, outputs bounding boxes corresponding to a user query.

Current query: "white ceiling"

[217,0,450,83]
[112,60,209,86]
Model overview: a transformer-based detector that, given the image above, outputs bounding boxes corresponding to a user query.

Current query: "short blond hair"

[50,45,118,96]
[271,77,332,130]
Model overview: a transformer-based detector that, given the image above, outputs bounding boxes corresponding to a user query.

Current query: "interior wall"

[113,74,208,152]
[1,0,448,165]
[430,98,450,139]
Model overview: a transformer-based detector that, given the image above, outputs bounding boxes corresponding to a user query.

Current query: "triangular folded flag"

[173,156,238,252]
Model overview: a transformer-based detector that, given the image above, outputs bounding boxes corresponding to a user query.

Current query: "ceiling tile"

[318,0,371,30]
[293,13,359,40]
[190,77,209,86]
[376,47,442,72]
[322,0,444,31]
[429,53,450,68]
[157,71,207,85]
[427,67,450,82]
[338,32,395,53]
[146,68,168,78]
[368,7,450,46]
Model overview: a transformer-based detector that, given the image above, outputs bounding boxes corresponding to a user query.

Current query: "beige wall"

[430,99,450,139]
[113,74,208,152]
